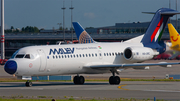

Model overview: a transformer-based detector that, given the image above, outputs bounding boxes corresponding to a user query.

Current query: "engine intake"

[124,47,158,62]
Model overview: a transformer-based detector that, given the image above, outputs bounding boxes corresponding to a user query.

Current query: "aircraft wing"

[84,62,180,69]
[169,51,180,59]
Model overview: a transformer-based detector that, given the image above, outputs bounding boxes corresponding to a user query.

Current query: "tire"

[114,76,120,85]
[73,76,79,84]
[25,81,32,87]
[79,76,85,84]
[109,76,114,84]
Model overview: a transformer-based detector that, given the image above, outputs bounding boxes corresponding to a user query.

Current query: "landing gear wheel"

[73,76,79,84]
[109,76,114,84]
[79,76,85,84]
[25,81,32,87]
[114,76,120,85]
[109,76,120,85]
[73,75,85,85]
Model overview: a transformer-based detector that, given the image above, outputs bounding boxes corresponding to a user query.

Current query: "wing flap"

[84,62,180,69]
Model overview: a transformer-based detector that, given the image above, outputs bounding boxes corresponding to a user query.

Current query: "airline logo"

[151,17,164,42]
[98,46,102,49]
[49,48,74,55]
[79,31,95,43]
[171,34,179,42]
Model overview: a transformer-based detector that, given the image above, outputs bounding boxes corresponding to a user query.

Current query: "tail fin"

[141,8,180,53]
[168,23,180,49]
[73,22,95,43]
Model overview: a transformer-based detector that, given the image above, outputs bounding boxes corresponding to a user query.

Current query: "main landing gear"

[109,69,121,85]
[25,80,32,87]
[73,75,85,85]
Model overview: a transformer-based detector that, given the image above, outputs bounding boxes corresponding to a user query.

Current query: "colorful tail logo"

[168,23,180,48]
[171,36,178,42]
[73,22,95,44]
[150,17,164,42]
[141,8,180,54]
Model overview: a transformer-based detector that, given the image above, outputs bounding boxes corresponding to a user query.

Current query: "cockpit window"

[25,54,30,59]
[15,54,25,58]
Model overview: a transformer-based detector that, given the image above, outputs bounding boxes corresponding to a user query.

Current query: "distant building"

[86,19,180,34]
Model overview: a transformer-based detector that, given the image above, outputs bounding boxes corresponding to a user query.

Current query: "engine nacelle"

[124,47,158,62]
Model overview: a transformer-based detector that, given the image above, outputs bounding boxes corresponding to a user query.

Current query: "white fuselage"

[9,42,148,76]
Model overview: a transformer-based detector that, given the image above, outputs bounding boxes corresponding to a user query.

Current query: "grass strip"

[0,98,167,101]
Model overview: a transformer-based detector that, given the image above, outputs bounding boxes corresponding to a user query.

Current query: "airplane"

[4,8,180,87]
[165,23,180,59]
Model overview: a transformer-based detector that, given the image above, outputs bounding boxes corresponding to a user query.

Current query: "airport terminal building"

[1,19,180,58]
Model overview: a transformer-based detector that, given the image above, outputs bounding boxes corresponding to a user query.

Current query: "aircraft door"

[98,50,103,59]
[37,49,47,72]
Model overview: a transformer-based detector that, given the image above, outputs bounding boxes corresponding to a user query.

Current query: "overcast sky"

[0,0,180,29]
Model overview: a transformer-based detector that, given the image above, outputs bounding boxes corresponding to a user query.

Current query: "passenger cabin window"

[99,53,102,56]
[24,54,30,59]
[15,54,25,58]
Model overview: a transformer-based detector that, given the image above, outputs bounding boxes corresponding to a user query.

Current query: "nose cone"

[4,61,17,74]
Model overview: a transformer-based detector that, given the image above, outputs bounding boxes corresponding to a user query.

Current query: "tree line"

[5,26,39,33]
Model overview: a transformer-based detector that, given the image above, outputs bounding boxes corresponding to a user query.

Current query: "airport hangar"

[2,19,180,58]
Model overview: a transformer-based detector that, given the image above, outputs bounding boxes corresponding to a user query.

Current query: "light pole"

[176,0,178,29]
[57,23,62,30]
[61,1,66,41]
[1,0,5,59]
[169,0,171,23]
[69,0,74,41]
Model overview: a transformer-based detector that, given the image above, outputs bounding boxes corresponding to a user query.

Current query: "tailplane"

[141,8,180,54]
[73,22,95,44]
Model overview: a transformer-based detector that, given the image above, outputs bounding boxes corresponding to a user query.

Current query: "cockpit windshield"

[24,54,30,59]
[11,49,34,59]
[15,54,25,58]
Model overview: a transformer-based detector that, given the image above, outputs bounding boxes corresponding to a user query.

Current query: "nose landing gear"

[25,80,32,87]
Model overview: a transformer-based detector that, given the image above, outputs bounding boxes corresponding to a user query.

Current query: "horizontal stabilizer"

[161,11,180,15]
[142,12,155,14]
[142,11,180,15]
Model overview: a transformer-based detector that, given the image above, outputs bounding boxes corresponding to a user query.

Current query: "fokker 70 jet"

[4,8,180,87]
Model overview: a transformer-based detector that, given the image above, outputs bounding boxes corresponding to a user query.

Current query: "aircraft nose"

[4,60,17,75]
